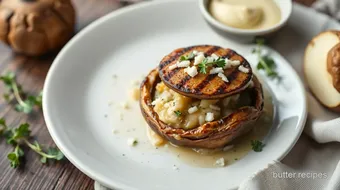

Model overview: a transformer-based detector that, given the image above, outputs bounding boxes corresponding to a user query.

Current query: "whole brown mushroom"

[0,0,76,56]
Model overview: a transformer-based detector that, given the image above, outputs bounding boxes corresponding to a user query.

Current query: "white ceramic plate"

[43,0,307,189]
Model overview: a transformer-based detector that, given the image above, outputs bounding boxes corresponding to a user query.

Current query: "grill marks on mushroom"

[159,45,253,100]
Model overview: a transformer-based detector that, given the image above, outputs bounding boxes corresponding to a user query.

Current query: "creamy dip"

[209,0,281,29]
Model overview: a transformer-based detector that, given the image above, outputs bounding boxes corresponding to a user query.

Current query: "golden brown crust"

[158,45,252,100]
[140,68,264,149]
[327,43,340,93]
[0,0,75,56]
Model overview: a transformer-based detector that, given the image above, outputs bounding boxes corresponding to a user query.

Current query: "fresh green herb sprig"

[0,118,6,136]
[251,140,265,152]
[198,57,226,74]
[0,72,61,168]
[252,39,280,79]
[0,120,64,168]
[198,58,209,74]
[0,72,42,113]
[180,52,195,61]
[174,110,182,117]
[7,145,24,168]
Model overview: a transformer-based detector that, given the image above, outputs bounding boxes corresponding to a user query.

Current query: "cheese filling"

[152,82,251,129]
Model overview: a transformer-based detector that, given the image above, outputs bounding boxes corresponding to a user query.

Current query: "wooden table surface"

[0,0,316,189]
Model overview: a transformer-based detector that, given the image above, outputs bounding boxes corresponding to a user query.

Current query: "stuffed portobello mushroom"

[140,45,264,149]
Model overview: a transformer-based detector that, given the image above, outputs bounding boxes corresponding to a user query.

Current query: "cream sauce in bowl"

[209,0,281,30]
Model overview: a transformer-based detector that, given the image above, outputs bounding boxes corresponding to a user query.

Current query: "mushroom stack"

[140,45,264,149]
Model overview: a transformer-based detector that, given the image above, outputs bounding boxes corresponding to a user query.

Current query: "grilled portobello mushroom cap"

[159,45,252,99]
[140,68,264,149]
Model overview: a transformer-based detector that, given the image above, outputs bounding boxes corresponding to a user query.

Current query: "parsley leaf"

[254,38,265,46]
[14,123,30,139]
[174,110,182,117]
[198,57,226,74]
[15,101,34,114]
[34,91,43,107]
[251,140,265,152]
[0,72,42,114]
[214,57,226,68]
[0,118,6,135]
[252,39,280,80]
[256,56,275,70]
[0,72,15,89]
[6,123,30,145]
[0,121,64,168]
[8,145,24,168]
[180,52,195,61]
[198,58,208,74]
[47,148,65,161]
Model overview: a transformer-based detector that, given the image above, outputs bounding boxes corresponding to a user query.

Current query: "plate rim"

[43,1,308,189]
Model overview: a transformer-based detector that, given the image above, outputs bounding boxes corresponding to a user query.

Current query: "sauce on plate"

[113,76,273,168]
[147,84,274,167]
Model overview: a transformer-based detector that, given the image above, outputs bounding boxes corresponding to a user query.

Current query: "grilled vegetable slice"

[159,45,253,100]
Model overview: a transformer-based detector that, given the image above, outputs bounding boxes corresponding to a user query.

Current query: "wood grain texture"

[0,0,318,189]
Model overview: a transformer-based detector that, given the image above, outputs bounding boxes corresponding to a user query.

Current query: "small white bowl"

[199,0,292,43]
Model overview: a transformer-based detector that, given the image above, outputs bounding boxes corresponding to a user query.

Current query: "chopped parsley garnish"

[180,52,195,61]
[132,140,138,146]
[198,58,208,74]
[251,140,265,152]
[198,57,226,74]
[174,110,182,117]
[213,57,227,67]
[252,38,280,79]
[128,138,138,146]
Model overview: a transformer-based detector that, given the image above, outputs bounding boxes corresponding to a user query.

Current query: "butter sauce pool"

[164,85,273,167]
[112,76,273,168]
